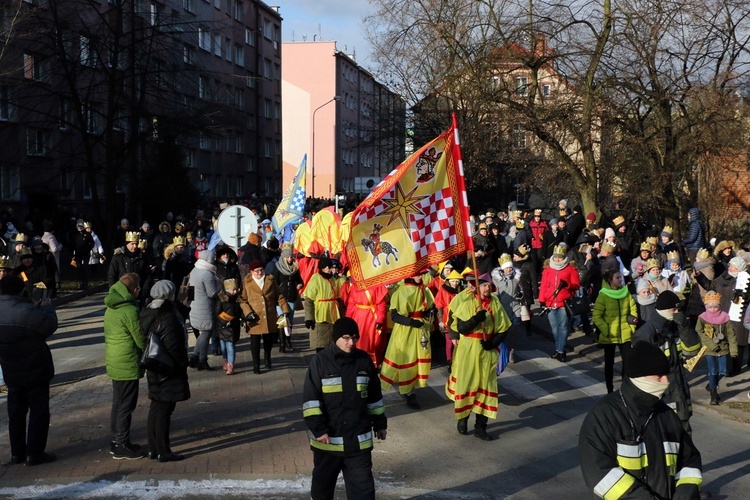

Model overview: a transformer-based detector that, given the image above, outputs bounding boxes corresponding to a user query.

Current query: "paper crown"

[639,242,653,252]
[666,250,680,261]
[515,219,525,229]
[14,233,27,243]
[478,222,487,230]
[703,290,721,305]
[138,239,148,250]
[485,208,496,216]
[645,258,660,270]
[559,209,568,216]
[0,256,11,268]
[125,231,139,243]
[445,270,464,280]
[601,242,616,253]
[533,208,542,216]
[661,225,673,236]
[498,253,513,268]
[18,247,32,258]
[646,236,658,246]
[173,236,187,246]
[223,278,237,292]
[83,221,91,229]
[511,210,522,218]
[553,244,567,257]
[612,215,625,227]
[695,248,710,261]
[516,244,530,256]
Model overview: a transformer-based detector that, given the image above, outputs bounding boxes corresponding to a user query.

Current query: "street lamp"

[311,96,341,199]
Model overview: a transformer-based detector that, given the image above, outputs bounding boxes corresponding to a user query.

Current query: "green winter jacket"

[104,281,145,381]
[592,282,638,345]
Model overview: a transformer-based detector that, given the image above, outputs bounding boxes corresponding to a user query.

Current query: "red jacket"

[538,263,580,308]
[529,219,549,250]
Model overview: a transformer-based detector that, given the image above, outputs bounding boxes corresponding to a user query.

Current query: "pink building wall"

[281,42,339,199]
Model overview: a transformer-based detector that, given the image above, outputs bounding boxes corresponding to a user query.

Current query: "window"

[263,58,272,78]
[0,85,12,121]
[186,150,195,168]
[264,99,272,118]
[542,84,551,97]
[0,165,20,201]
[225,38,232,61]
[199,132,209,150]
[236,89,244,109]
[82,103,99,133]
[245,28,255,46]
[113,108,127,131]
[512,123,526,149]
[225,85,234,106]
[198,28,210,51]
[263,18,273,40]
[246,156,255,172]
[235,134,243,153]
[83,176,92,200]
[233,44,243,66]
[106,46,126,70]
[150,3,161,26]
[246,75,256,88]
[234,0,243,20]
[80,36,96,67]
[59,98,72,129]
[183,44,194,64]
[264,138,272,157]
[27,128,49,156]
[214,175,222,196]
[198,75,208,99]
[515,76,529,96]
[214,0,220,8]
[235,176,243,197]
[23,54,47,81]
[213,33,221,57]
[182,0,194,12]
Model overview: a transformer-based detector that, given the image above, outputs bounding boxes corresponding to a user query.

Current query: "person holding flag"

[379,273,435,409]
[446,273,511,440]
[272,155,306,243]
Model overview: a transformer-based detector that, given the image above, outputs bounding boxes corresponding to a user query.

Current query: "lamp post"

[311,96,341,199]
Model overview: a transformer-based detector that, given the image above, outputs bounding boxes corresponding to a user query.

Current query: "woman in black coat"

[140,280,191,462]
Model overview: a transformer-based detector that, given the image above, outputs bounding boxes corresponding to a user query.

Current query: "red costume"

[341,282,389,367]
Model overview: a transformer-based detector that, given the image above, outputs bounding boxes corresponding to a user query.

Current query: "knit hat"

[332,317,359,341]
[150,280,176,299]
[586,213,596,222]
[604,227,616,240]
[627,341,670,378]
[636,279,650,293]
[655,290,680,311]
[319,257,333,269]
[729,256,747,272]
[549,218,559,226]
[280,243,293,258]
[248,259,264,271]
[247,233,261,245]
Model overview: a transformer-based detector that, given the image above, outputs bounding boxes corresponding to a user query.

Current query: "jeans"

[111,379,139,445]
[220,339,236,365]
[706,355,728,390]
[547,308,569,354]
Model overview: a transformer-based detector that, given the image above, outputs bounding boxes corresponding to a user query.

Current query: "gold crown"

[223,278,237,292]
[703,291,721,305]
[0,256,11,268]
[646,236,658,246]
[125,231,139,242]
[517,244,530,256]
[662,225,673,235]
[511,210,522,218]
[601,242,616,253]
[173,236,187,246]
[612,215,625,227]
[559,209,567,216]
[18,247,32,258]
[696,248,710,261]
[498,253,513,267]
[553,244,567,256]
[534,208,542,216]
[83,221,92,229]
[14,233,27,243]
[639,242,653,252]
[645,258,660,270]
[666,250,680,261]
[515,219,525,229]
[138,239,148,250]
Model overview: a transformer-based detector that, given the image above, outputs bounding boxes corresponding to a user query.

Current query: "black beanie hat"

[332,317,359,341]
[655,290,681,311]
[627,341,670,378]
[319,257,333,269]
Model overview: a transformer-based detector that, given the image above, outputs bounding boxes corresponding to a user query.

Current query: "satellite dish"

[216,205,258,250]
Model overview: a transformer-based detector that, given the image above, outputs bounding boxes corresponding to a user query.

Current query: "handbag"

[139,320,174,375]
[177,276,194,308]
[564,289,590,317]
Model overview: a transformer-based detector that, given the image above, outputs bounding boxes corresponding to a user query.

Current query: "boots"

[284,336,294,351]
[457,417,469,435]
[226,363,234,375]
[710,389,720,405]
[253,362,261,374]
[265,355,272,371]
[474,415,494,441]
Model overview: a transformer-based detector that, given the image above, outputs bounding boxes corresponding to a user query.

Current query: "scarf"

[599,284,630,300]
[656,309,674,321]
[253,275,265,289]
[275,257,297,276]
[699,309,730,325]
[549,256,569,271]
[148,300,165,309]
[194,258,217,273]
[631,376,669,399]
[728,270,739,278]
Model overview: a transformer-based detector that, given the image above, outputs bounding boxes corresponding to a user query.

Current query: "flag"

[346,114,473,290]
[272,155,306,234]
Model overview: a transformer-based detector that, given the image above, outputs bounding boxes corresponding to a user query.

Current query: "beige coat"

[239,274,290,335]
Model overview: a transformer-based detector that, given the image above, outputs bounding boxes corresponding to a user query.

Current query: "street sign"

[215,205,258,250]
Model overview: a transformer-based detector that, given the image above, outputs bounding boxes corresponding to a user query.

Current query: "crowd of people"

[0,199,748,499]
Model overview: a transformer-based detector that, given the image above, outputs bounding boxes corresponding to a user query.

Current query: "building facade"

[0,0,281,227]
[281,41,405,201]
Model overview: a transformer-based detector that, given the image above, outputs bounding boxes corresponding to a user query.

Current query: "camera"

[538,306,551,317]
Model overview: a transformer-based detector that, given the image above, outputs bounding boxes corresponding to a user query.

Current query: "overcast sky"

[277,0,377,67]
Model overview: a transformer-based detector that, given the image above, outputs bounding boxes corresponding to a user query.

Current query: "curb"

[52,283,108,307]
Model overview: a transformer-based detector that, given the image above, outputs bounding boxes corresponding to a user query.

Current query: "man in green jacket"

[104,272,146,460]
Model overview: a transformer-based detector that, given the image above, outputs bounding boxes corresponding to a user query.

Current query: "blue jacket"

[682,208,706,251]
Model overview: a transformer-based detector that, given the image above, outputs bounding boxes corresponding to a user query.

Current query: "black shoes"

[474,428,494,441]
[196,361,215,371]
[188,356,198,369]
[25,453,56,466]
[157,453,185,463]
[253,365,261,374]
[112,442,146,460]
[2,455,24,466]
[710,389,720,405]
[552,351,567,362]
[457,418,469,435]
[405,394,421,410]
[110,440,141,455]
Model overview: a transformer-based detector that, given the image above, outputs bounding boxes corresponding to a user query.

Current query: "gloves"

[410,319,423,328]
[474,310,487,323]
[559,279,569,289]
[245,311,259,323]
[375,322,383,331]
[480,340,495,351]
[305,320,316,329]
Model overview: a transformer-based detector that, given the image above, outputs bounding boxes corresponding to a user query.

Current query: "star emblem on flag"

[381,182,427,228]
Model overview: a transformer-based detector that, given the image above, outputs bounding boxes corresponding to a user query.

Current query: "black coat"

[270,262,303,303]
[140,304,190,402]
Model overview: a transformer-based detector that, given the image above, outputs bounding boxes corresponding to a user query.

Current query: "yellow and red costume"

[341,282,389,367]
